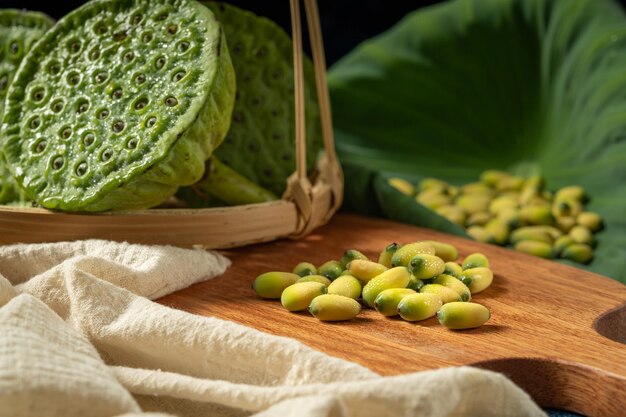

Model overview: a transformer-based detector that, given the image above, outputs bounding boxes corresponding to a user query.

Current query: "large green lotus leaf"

[328,0,626,282]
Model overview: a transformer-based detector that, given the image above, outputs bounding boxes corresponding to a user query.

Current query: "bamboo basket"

[0,0,343,248]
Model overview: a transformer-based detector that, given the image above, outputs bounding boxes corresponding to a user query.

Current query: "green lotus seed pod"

[408,254,446,279]
[420,284,462,304]
[292,262,317,277]
[480,170,508,187]
[467,226,491,243]
[520,206,554,225]
[484,219,510,245]
[489,195,518,215]
[552,198,583,218]
[388,177,416,197]
[519,175,545,205]
[416,190,451,210]
[346,259,388,282]
[308,294,361,321]
[362,266,412,307]
[296,275,331,286]
[569,225,594,246]
[462,253,490,269]
[391,241,436,267]
[510,227,554,244]
[435,205,466,226]
[252,271,299,299]
[200,2,322,198]
[2,0,235,211]
[437,302,490,329]
[553,235,575,255]
[555,185,587,203]
[327,275,362,300]
[443,262,463,278]
[455,194,491,215]
[318,260,344,280]
[374,288,416,316]
[432,274,471,302]
[419,177,449,192]
[281,282,327,311]
[378,242,401,268]
[514,240,555,259]
[556,216,577,233]
[423,241,459,262]
[397,293,442,322]
[576,212,603,232]
[561,243,594,264]
[340,249,370,268]
[407,276,425,291]
[465,211,492,227]
[460,267,494,294]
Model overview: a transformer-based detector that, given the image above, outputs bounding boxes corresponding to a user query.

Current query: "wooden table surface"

[158,213,626,417]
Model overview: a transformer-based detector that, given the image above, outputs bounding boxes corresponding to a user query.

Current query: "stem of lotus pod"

[195,157,278,205]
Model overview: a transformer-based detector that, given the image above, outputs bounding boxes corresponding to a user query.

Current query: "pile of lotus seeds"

[388,170,603,264]
[252,240,493,328]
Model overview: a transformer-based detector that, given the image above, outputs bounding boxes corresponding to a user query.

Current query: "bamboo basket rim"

[0,0,343,248]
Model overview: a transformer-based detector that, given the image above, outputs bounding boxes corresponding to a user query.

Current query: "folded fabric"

[0,240,546,417]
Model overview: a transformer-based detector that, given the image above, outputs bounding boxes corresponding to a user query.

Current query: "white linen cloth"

[0,240,546,417]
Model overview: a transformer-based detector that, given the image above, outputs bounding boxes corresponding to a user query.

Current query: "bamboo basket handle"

[285,0,344,237]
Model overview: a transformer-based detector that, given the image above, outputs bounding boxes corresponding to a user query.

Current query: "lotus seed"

[77,100,89,113]
[101,149,113,162]
[134,73,146,85]
[48,62,61,75]
[75,162,88,176]
[177,41,190,52]
[31,88,44,102]
[172,70,186,82]
[126,138,139,149]
[155,56,166,69]
[111,88,123,99]
[89,48,100,60]
[114,31,127,42]
[95,23,108,35]
[123,51,134,63]
[34,139,47,153]
[52,156,64,170]
[95,72,108,83]
[98,109,110,119]
[145,116,157,128]
[134,97,148,110]
[29,116,41,129]
[167,24,178,35]
[51,99,64,112]
[68,73,80,85]
[165,96,178,107]
[130,13,142,25]
[142,32,153,43]
[112,121,125,133]
[60,127,72,139]
[69,40,81,54]
[83,133,95,146]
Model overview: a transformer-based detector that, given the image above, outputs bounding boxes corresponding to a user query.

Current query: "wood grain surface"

[158,213,626,417]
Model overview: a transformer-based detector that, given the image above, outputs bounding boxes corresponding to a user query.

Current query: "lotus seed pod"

[0,10,54,204]
[423,240,459,262]
[201,2,322,198]
[292,262,317,277]
[252,271,299,299]
[480,170,508,187]
[318,260,344,280]
[556,216,577,233]
[419,177,450,192]
[397,293,442,322]
[519,175,545,205]
[520,206,554,225]
[462,253,490,270]
[552,198,583,218]
[327,275,362,300]
[281,282,327,311]
[510,227,554,244]
[514,240,555,259]
[561,243,594,264]
[374,288,416,316]
[407,254,446,279]
[407,276,425,291]
[455,194,491,215]
[467,225,491,243]
[2,0,235,211]
[419,284,462,304]
[489,195,518,215]
[496,175,525,192]
[308,294,361,321]
[434,205,466,226]
[362,266,412,307]
[555,185,587,203]
[296,275,331,286]
[443,262,463,278]
[484,218,510,245]
[437,302,490,329]
[388,177,416,197]
[576,212,603,232]
[460,267,494,294]
[416,190,451,210]
[465,211,492,227]
[346,259,387,282]
[432,274,471,302]
[340,249,370,268]
[569,225,594,246]
[554,235,575,255]
[391,241,436,267]
[378,242,401,268]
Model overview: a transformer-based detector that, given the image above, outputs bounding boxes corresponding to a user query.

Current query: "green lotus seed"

[397,293,442,322]
[437,302,490,330]
[340,249,369,268]
[431,274,471,302]
[77,100,90,114]
[112,120,125,133]
[460,267,493,294]
[407,254,445,279]
[443,262,463,278]
[374,288,416,316]
[252,271,299,299]
[462,253,490,269]
[48,61,61,75]
[89,47,100,60]
[130,13,143,25]
[362,266,412,307]
[172,70,186,82]
[514,240,555,259]
[134,73,146,85]
[31,87,44,102]
[97,108,110,119]
[166,24,178,35]
[33,139,47,153]
[378,242,400,268]
[142,32,153,43]
[145,116,157,128]
[420,284,462,304]
[423,240,459,262]
[281,282,327,312]
[126,138,139,150]
[75,162,88,176]
[111,88,123,100]
[165,96,178,107]
[123,51,135,63]
[177,40,190,52]
[561,243,593,264]
[327,275,362,300]
[51,156,64,170]
[155,56,167,69]
[391,241,436,267]
[308,294,361,321]
[347,259,388,282]
[29,116,41,129]
[82,132,95,147]
[318,260,344,280]
[292,262,317,277]
[297,275,331,286]
[59,126,72,139]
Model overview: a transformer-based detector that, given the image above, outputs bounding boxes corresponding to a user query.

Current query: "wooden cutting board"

[158,213,626,417]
